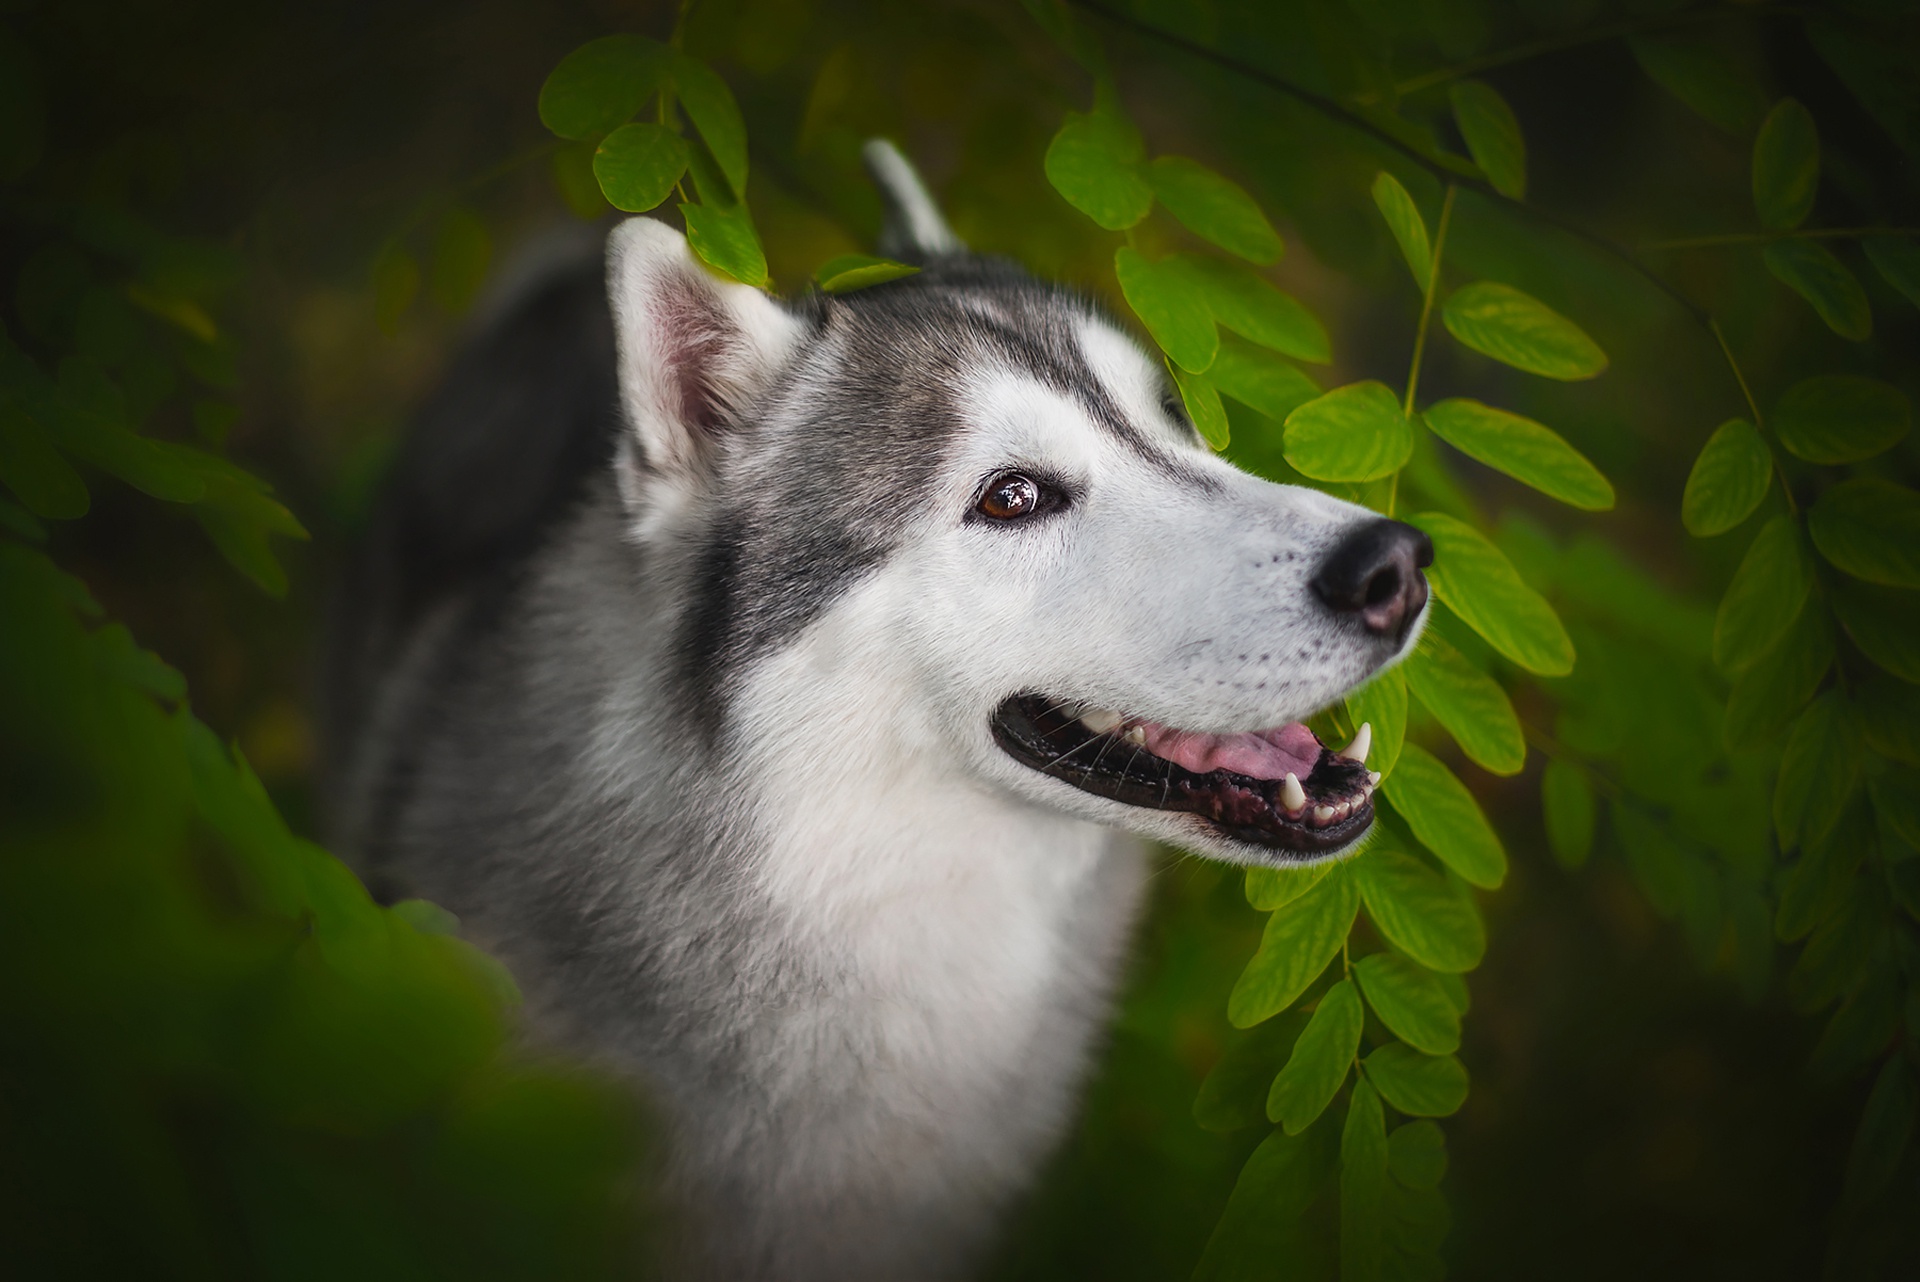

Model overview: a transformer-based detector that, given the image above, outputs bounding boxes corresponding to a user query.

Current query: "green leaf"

[1628,33,1766,136]
[1191,1122,1338,1282]
[1176,256,1331,363]
[1449,80,1526,199]
[0,497,46,542]
[1370,171,1431,288]
[673,53,749,200]
[1682,419,1772,537]
[191,472,309,597]
[1354,954,1461,1055]
[538,34,669,141]
[1787,876,1883,1013]
[1723,597,1833,748]
[1772,374,1911,465]
[813,254,920,293]
[1540,757,1596,869]
[1845,1057,1916,1201]
[1831,579,1920,684]
[1283,382,1412,482]
[1442,281,1607,381]
[1171,363,1229,450]
[1869,770,1920,851]
[592,123,690,214]
[1763,240,1871,341]
[1407,512,1575,676]
[1194,1011,1309,1133]
[1422,397,1612,511]
[1208,336,1321,421]
[680,203,768,289]
[1382,744,1507,889]
[1341,1079,1389,1282]
[44,403,205,505]
[1864,235,1920,310]
[1114,248,1216,373]
[1752,98,1819,231]
[1044,91,1151,230]
[1147,156,1281,264]
[1355,847,1486,974]
[1229,866,1361,1027]
[0,404,87,519]
[1246,862,1334,912]
[1774,691,1862,851]
[1402,634,1524,775]
[1775,805,1868,942]
[1808,477,1920,589]
[551,141,610,220]
[1267,979,1364,1134]
[1387,1121,1448,1190]
[429,208,491,316]
[1712,513,1813,673]
[1363,1044,1469,1117]
[1345,667,1407,780]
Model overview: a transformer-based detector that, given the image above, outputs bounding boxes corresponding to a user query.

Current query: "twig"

[1641,225,1920,252]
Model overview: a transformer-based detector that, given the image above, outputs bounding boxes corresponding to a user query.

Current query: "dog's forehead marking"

[1071,316,1202,451]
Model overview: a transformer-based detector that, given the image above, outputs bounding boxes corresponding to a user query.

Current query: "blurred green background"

[2,0,1916,1278]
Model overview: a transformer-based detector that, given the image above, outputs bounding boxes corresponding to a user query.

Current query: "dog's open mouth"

[990,693,1378,856]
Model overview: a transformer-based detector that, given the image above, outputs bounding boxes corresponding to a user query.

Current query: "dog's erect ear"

[862,138,965,262]
[605,218,804,491]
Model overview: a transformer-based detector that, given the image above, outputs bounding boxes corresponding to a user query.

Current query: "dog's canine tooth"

[1280,772,1308,812]
[1339,722,1372,764]
[1122,724,1146,746]
[1080,708,1123,734]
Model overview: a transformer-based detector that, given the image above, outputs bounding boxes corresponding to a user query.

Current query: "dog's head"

[603,145,1429,866]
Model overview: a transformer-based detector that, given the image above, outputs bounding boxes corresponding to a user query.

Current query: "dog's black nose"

[1312,518,1433,639]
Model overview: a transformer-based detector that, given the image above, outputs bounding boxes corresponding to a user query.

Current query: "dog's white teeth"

[1312,804,1336,825]
[1333,800,1352,821]
[1080,708,1124,735]
[1368,771,1382,787]
[1281,772,1307,812]
[1339,723,1372,764]
[1122,724,1147,746]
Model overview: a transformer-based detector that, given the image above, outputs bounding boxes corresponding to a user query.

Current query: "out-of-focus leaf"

[1787,877,1884,1013]
[1441,281,1607,381]
[1773,375,1910,465]
[371,245,419,336]
[429,208,491,316]
[813,253,919,293]
[680,202,768,288]
[1208,336,1320,421]
[1752,98,1819,230]
[1114,248,1216,373]
[1342,1079,1389,1282]
[1723,597,1832,749]
[1283,381,1412,482]
[551,141,610,220]
[1408,512,1575,676]
[673,53,749,200]
[1831,578,1920,684]
[1541,757,1596,869]
[1864,235,1920,310]
[1345,667,1407,780]
[1763,240,1871,341]
[1170,363,1230,450]
[1629,33,1766,135]
[191,471,310,596]
[1382,744,1507,889]
[1363,1043,1468,1117]
[1229,866,1360,1027]
[1177,255,1331,363]
[1844,1057,1916,1201]
[1776,804,1869,942]
[1713,514,1813,672]
[1774,691,1862,851]
[592,123,690,213]
[1044,88,1151,230]
[1402,633,1524,775]
[1388,1121,1448,1190]
[0,404,87,519]
[1808,477,1920,588]
[1449,80,1526,199]
[1810,973,1902,1081]
[1194,1011,1309,1133]
[1683,419,1773,536]
[1423,397,1612,511]
[538,34,669,141]
[1268,979,1363,1134]
[1354,953,1460,1055]
[1191,1119,1337,1282]
[1371,171,1431,288]
[1355,847,1485,974]
[1147,155,1281,263]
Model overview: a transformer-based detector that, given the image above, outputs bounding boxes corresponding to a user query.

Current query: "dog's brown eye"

[979,473,1041,521]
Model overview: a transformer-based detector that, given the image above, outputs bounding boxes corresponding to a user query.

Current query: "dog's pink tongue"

[1137,720,1322,781]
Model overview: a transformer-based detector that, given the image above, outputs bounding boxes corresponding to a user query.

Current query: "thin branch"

[1641,225,1920,251]
[1710,318,1799,517]
[1403,184,1458,418]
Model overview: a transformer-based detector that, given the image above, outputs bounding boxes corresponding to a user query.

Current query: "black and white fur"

[327,141,1428,1280]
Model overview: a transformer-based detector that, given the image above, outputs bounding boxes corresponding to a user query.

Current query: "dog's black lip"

[990,693,1373,858]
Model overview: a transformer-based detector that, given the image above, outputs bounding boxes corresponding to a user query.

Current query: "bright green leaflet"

[1441,281,1607,381]
[1344,666,1406,780]
[1227,866,1360,1028]
[592,124,690,214]
[1864,236,1920,310]
[1540,757,1596,868]
[1408,511,1575,676]
[1382,744,1508,889]
[678,203,768,289]
[1044,96,1151,230]
[673,52,749,200]
[1208,336,1320,421]
[1354,953,1461,1055]
[1763,240,1871,342]
[1772,375,1911,465]
[814,254,920,293]
[1171,363,1229,449]
[1724,598,1834,749]
[1245,861,1333,912]
[1370,171,1431,288]
[1353,847,1486,974]
[1808,477,1920,589]
[537,34,668,141]
[1176,256,1330,363]
[1363,1044,1470,1117]
[1682,418,1772,536]
[1147,155,1281,264]
[1341,1079,1389,1282]
[1267,978,1363,1134]
[1387,1121,1449,1190]
[1712,514,1814,672]
[1422,397,1613,511]
[1402,633,1525,776]
[1114,248,1216,373]
[1449,80,1526,199]
[1283,381,1412,482]
[1752,97,1819,231]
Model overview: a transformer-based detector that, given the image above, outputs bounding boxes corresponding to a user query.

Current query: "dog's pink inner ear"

[657,273,738,434]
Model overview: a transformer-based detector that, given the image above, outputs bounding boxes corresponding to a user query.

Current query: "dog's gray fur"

[327,142,1419,1279]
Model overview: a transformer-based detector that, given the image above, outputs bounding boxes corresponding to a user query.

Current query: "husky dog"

[326,141,1430,1281]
